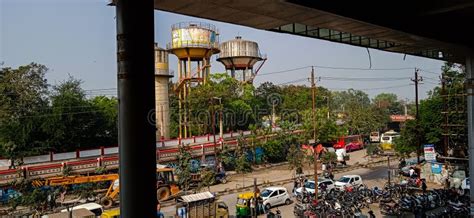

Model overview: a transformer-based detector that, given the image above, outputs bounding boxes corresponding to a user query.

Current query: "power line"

[423,81,439,85]
[418,69,439,75]
[258,65,420,77]
[325,84,412,91]
[258,66,312,76]
[275,78,308,86]
[16,110,106,119]
[319,76,410,81]
[312,65,414,71]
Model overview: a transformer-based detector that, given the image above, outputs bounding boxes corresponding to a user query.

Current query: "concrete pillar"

[466,56,474,216]
[115,0,156,217]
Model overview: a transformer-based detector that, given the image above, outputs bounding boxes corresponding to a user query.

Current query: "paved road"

[161,149,392,217]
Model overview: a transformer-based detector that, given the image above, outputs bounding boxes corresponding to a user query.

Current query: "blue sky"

[1,0,444,100]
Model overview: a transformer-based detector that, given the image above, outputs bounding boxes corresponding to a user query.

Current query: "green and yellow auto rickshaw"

[236,192,263,218]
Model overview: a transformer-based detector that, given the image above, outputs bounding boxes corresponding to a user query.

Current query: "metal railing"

[171,22,219,33]
[166,41,219,50]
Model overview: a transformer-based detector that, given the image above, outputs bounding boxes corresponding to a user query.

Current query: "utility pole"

[411,68,423,163]
[311,66,318,197]
[218,98,223,141]
[210,98,217,159]
[441,74,449,156]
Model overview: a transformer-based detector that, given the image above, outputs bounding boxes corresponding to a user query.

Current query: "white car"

[334,175,363,190]
[260,186,291,210]
[295,179,335,195]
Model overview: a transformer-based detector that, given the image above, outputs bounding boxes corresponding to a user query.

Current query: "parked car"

[260,186,291,210]
[334,175,363,190]
[295,179,335,196]
[370,131,380,143]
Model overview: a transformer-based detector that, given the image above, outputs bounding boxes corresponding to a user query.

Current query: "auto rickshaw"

[236,192,263,218]
[101,208,120,218]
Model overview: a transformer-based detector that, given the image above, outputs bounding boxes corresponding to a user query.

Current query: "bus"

[370,132,380,143]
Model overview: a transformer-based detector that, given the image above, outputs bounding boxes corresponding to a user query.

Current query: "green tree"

[89,96,118,146]
[234,136,252,173]
[320,151,337,164]
[175,145,192,191]
[197,167,215,191]
[394,120,419,155]
[373,93,403,115]
[287,144,304,174]
[301,108,346,143]
[43,77,100,151]
[262,140,285,163]
[0,63,50,164]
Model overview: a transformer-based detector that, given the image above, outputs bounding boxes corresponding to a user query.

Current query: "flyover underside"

[152,0,471,63]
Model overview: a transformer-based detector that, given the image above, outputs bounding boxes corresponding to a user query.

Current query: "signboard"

[390,115,415,122]
[424,144,436,162]
[431,163,442,174]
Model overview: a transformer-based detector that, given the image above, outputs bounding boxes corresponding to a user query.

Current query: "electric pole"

[411,68,423,163]
[311,66,318,197]
[441,74,449,156]
[210,98,217,159]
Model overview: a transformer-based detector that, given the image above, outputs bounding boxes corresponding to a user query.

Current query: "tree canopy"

[0,63,118,163]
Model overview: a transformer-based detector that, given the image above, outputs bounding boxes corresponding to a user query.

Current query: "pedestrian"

[275,208,281,218]
[409,167,416,178]
[421,179,427,193]
[330,171,334,180]
[445,177,451,189]
[292,179,298,196]
[250,197,256,216]
[399,157,406,169]
[258,196,265,214]
[157,201,164,218]
[320,182,327,194]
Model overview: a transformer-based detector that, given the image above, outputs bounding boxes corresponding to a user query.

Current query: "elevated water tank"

[217,36,265,82]
[168,22,220,60]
